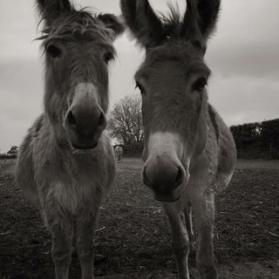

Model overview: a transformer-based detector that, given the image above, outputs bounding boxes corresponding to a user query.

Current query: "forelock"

[38,10,115,45]
[146,41,202,65]
[159,5,182,39]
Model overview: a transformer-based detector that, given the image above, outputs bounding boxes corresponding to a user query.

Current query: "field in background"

[0,158,279,278]
[0,158,16,175]
[110,158,279,172]
[1,158,279,176]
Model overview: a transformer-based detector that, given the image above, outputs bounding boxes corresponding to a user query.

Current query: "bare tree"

[7,146,18,157]
[108,95,143,145]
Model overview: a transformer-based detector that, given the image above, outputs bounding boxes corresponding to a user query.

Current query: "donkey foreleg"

[46,213,74,279]
[184,204,194,250]
[76,208,100,279]
[191,191,217,279]
[164,202,190,279]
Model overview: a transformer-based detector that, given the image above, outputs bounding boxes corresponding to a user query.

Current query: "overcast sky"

[0,0,278,152]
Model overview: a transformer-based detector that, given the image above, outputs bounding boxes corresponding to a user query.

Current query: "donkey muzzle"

[143,155,189,202]
[65,105,106,149]
[65,83,106,150]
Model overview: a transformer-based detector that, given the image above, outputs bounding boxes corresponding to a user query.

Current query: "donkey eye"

[103,51,114,64]
[46,44,62,58]
[135,82,145,95]
[192,77,207,92]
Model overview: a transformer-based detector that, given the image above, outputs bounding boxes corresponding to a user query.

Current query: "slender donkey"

[121,0,236,278]
[16,1,123,278]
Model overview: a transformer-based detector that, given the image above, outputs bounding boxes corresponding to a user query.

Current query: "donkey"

[121,0,237,278]
[15,1,124,278]
[114,145,123,161]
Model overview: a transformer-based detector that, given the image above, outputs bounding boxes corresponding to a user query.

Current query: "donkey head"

[37,0,124,150]
[121,0,220,202]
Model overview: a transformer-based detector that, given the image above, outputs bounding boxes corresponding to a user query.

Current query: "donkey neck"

[191,97,210,160]
[190,99,221,167]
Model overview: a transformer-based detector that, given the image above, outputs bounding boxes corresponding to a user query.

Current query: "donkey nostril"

[99,113,103,123]
[67,111,77,127]
[98,112,106,127]
[143,167,151,187]
[174,167,184,187]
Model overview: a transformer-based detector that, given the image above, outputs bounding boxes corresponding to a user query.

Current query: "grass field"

[0,158,279,278]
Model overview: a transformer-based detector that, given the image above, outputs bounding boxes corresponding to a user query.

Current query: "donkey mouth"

[154,193,180,203]
[67,133,99,151]
[71,141,98,150]
[154,189,181,203]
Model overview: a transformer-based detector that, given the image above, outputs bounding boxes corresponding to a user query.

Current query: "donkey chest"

[50,181,98,214]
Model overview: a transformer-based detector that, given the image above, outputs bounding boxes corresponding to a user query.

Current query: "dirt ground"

[0,158,279,279]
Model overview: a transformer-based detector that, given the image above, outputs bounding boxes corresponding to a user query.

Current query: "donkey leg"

[76,210,100,279]
[164,202,190,279]
[184,204,194,250]
[47,215,73,279]
[192,192,217,279]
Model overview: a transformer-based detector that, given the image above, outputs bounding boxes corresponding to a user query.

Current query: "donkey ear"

[181,0,220,41]
[121,0,165,48]
[98,14,125,40]
[197,0,221,38]
[36,0,73,25]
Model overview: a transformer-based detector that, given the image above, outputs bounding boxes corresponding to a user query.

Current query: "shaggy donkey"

[16,1,123,278]
[121,0,237,278]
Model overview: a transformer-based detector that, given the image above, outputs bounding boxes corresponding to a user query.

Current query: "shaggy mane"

[37,9,115,45]
[160,4,182,38]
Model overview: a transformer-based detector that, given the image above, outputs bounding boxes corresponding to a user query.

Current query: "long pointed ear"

[197,0,220,38]
[36,0,73,26]
[181,0,220,42]
[120,0,165,48]
[98,14,125,41]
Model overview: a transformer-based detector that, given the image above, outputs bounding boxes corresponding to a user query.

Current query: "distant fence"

[123,143,143,157]
[231,118,279,160]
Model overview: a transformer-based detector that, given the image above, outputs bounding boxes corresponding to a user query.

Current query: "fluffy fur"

[121,1,236,279]
[16,1,123,279]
